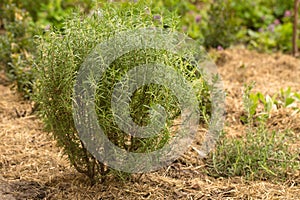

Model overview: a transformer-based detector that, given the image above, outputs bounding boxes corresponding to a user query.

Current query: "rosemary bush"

[34,2,211,183]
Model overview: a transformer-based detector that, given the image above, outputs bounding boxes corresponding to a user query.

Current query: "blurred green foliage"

[146,0,296,52]
[0,0,298,98]
[0,0,93,98]
[0,1,37,98]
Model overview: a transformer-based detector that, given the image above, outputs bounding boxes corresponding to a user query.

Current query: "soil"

[0,48,299,199]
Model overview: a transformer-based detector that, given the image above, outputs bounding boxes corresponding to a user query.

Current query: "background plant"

[206,127,299,181]
[0,1,37,98]
[203,0,240,48]
[241,85,300,124]
[205,84,300,181]
[0,0,94,98]
[1,0,299,99]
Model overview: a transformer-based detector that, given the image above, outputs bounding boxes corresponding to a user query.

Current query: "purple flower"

[258,27,264,32]
[268,24,275,32]
[217,45,224,51]
[195,15,201,23]
[284,10,291,17]
[182,26,188,32]
[44,24,51,31]
[274,19,280,25]
[153,15,161,21]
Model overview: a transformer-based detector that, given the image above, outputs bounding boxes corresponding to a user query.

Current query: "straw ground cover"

[0,48,299,199]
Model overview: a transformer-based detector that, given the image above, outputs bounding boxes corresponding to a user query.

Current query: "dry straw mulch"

[1,48,300,199]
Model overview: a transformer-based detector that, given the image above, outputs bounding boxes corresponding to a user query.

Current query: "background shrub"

[203,0,240,48]
[0,0,297,100]
[0,0,94,98]
[0,2,37,98]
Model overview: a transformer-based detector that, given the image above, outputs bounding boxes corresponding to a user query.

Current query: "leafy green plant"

[205,84,299,181]
[36,0,71,29]
[36,0,94,29]
[0,0,49,22]
[206,127,299,181]
[239,83,300,124]
[0,2,37,98]
[0,0,94,98]
[278,87,300,112]
[241,82,261,124]
[0,34,11,66]
[34,1,211,184]
[247,21,295,52]
[194,0,295,52]
[0,0,93,23]
[241,86,300,123]
[245,90,278,122]
[203,0,240,48]
[233,0,295,52]
[148,0,209,42]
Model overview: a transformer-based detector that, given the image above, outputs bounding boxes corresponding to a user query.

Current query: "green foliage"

[205,84,300,181]
[193,0,294,52]
[0,0,94,98]
[153,0,295,52]
[147,0,209,41]
[0,0,297,101]
[1,0,93,25]
[0,2,37,98]
[230,0,294,52]
[241,82,260,124]
[0,34,11,66]
[94,49,210,154]
[206,127,299,181]
[203,0,240,48]
[34,1,211,183]
[36,0,72,29]
[1,0,49,21]
[241,82,279,124]
[241,85,300,125]
[246,21,295,52]
[36,0,94,29]
[279,87,300,111]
